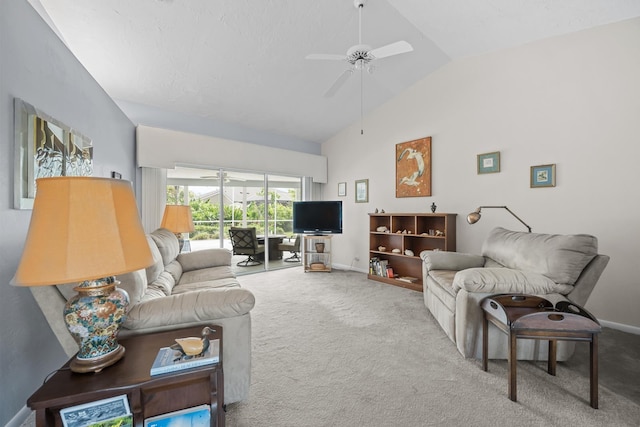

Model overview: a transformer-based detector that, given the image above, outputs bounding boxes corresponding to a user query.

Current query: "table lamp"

[467,205,532,232]
[161,205,195,252]
[12,177,153,373]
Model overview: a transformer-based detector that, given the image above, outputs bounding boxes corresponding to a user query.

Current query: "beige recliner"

[421,227,609,361]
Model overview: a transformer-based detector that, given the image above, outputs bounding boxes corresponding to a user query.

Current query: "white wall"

[136,125,328,183]
[322,18,640,329]
[0,2,137,424]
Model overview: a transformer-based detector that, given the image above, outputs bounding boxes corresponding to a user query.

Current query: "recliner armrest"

[420,251,485,273]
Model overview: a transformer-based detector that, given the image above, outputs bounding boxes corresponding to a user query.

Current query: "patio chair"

[229,227,265,266]
[278,234,301,262]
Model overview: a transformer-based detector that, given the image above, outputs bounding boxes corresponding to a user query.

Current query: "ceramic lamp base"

[70,345,126,373]
[64,277,129,374]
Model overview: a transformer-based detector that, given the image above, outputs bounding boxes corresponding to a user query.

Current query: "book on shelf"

[397,276,419,283]
[60,395,132,427]
[150,339,220,376]
[144,404,211,427]
[386,266,394,278]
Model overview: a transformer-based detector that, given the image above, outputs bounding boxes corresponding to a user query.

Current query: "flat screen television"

[293,201,342,235]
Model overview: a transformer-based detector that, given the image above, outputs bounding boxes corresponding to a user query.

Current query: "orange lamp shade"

[12,177,154,286]
[161,205,195,234]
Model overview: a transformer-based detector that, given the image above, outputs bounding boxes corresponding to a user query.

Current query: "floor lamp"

[466,205,532,232]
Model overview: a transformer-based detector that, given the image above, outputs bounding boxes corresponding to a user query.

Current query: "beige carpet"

[226,268,640,427]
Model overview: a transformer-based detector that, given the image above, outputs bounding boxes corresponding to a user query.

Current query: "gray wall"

[1,2,137,423]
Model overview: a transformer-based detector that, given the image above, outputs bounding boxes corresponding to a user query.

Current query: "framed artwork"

[355,179,368,203]
[477,151,500,174]
[338,182,347,197]
[14,98,93,209]
[396,136,431,197]
[530,164,556,188]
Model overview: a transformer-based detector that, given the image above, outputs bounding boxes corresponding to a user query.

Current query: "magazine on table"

[144,404,211,427]
[59,394,132,427]
[150,339,220,376]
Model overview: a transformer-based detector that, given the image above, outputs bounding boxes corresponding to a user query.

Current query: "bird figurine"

[171,326,215,358]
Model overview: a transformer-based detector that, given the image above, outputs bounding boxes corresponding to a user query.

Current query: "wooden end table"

[27,325,225,427]
[481,294,601,408]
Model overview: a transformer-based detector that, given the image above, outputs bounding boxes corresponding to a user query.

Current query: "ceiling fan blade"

[324,69,353,98]
[370,40,413,59]
[305,54,346,61]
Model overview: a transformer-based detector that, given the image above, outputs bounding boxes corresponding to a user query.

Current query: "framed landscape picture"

[396,136,431,197]
[355,179,368,203]
[530,164,556,188]
[477,151,500,174]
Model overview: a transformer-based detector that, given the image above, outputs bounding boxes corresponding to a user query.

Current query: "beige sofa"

[421,227,609,361]
[31,228,255,405]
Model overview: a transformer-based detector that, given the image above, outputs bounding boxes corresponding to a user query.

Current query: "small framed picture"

[338,182,347,197]
[477,151,500,174]
[530,164,556,188]
[355,179,369,203]
[111,171,122,179]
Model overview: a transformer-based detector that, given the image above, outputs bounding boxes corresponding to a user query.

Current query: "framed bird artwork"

[396,136,431,197]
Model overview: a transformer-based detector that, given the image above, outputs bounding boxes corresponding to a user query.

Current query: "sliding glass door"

[167,166,301,275]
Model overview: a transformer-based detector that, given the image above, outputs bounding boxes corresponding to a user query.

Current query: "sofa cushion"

[150,228,180,266]
[453,267,575,295]
[481,227,597,285]
[179,265,235,285]
[117,269,147,306]
[140,285,169,302]
[146,235,165,284]
[165,260,183,283]
[428,270,458,298]
[149,270,177,296]
[173,277,241,294]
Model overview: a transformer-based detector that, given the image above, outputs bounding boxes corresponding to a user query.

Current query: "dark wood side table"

[27,325,224,427]
[481,294,601,408]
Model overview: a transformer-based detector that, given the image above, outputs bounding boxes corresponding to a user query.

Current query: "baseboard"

[6,405,31,427]
[331,263,367,274]
[600,319,640,335]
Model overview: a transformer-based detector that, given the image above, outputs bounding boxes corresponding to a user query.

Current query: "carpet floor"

[225,268,640,427]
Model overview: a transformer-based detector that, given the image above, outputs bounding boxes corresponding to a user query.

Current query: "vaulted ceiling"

[32,0,640,144]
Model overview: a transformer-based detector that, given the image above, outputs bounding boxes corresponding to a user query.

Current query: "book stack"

[150,339,220,376]
[369,257,394,277]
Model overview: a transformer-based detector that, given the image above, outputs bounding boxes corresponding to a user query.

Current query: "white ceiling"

[32,0,640,144]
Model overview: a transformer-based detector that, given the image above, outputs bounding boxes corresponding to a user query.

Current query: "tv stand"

[303,235,332,272]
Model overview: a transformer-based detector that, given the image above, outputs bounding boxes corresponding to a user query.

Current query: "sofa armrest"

[178,248,232,272]
[420,251,485,273]
[123,287,255,330]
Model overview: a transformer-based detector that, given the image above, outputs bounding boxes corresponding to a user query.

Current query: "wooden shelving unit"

[368,213,457,291]
[303,234,332,272]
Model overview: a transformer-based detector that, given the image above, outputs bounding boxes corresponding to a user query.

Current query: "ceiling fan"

[306,0,414,98]
[200,172,245,183]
